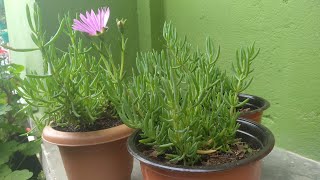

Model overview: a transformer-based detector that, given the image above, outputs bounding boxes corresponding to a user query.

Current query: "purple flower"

[72,7,110,36]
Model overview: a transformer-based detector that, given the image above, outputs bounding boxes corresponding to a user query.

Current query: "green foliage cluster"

[0,140,41,180]
[116,23,259,165]
[13,4,126,129]
[0,50,41,179]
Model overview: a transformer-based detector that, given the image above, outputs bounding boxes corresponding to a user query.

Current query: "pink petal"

[80,13,96,33]
[85,11,96,32]
[103,7,110,28]
[90,10,98,32]
[97,9,101,29]
[72,7,111,35]
[97,8,103,26]
[73,19,94,35]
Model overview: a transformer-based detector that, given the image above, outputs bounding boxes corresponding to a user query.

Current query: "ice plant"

[115,22,259,165]
[8,4,128,131]
[72,7,110,36]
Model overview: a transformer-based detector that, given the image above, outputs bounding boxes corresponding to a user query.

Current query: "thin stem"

[14,155,27,170]
[120,34,125,80]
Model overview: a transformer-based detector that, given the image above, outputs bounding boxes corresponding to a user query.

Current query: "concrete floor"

[42,142,320,180]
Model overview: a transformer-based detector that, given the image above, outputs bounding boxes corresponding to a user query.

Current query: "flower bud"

[26,127,31,132]
[116,18,126,34]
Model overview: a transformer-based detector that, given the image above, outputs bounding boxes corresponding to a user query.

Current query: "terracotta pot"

[239,93,270,123]
[42,124,134,180]
[128,119,275,180]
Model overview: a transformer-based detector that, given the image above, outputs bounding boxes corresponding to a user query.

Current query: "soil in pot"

[128,119,275,180]
[53,108,123,132]
[238,94,270,123]
[140,139,259,167]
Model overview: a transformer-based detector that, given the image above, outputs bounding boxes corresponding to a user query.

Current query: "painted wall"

[4,0,42,77]
[136,1,164,51]
[5,0,140,73]
[160,0,320,161]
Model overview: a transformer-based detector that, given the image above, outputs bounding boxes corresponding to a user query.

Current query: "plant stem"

[120,34,125,80]
[15,155,27,170]
[197,149,217,155]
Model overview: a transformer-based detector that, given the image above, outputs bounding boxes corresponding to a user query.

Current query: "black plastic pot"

[10,136,42,179]
[11,153,42,179]
[239,93,270,123]
[128,118,275,180]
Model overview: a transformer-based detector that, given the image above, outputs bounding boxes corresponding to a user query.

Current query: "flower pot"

[42,124,134,180]
[11,153,42,178]
[128,119,275,180]
[239,93,270,123]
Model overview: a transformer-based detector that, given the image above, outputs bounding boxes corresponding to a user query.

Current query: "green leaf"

[4,170,33,180]
[0,123,25,135]
[26,4,35,33]
[0,93,7,104]
[44,19,65,47]
[19,140,41,156]
[0,105,12,116]
[26,74,52,78]
[1,45,39,52]
[0,141,19,164]
[7,64,25,74]
[30,33,39,47]
[0,164,11,177]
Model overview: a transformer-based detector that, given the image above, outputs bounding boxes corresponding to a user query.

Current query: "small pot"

[128,119,275,180]
[42,124,134,180]
[239,93,270,123]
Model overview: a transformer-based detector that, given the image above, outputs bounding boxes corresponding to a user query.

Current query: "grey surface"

[261,148,320,180]
[42,143,320,180]
[41,142,67,180]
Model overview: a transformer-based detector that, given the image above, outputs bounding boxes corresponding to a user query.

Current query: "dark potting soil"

[139,139,259,167]
[200,141,259,166]
[238,103,259,113]
[53,114,122,132]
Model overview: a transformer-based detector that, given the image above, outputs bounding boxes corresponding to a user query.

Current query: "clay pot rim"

[42,124,134,147]
[127,118,275,173]
[239,93,270,115]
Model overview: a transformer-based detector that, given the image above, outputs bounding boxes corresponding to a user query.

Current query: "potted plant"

[238,93,270,123]
[0,47,42,179]
[115,23,275,180]
[7,3,133,180]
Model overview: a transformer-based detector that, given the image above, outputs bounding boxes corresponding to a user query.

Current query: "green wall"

[136,1,164,51]
[161,0,320,161]
[5,0,140,72]
[4,0,43,77]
